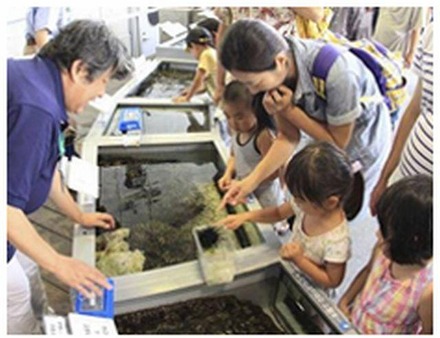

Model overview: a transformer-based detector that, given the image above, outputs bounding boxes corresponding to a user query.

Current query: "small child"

[173,27,217,103]
[217,81,287,234]
[218,141,363,289]
[338,175,432,334]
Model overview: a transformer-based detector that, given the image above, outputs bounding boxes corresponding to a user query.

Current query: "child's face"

[223,101,257,133]
[187,43,203,59]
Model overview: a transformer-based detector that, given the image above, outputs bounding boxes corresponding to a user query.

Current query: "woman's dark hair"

[223,80,276,131]
[376,175,432,265]
[39,19,133,82]
[219,19,288,72]
[285,141,363,220]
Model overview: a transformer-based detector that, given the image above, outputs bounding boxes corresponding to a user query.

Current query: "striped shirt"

[400,23,433,177]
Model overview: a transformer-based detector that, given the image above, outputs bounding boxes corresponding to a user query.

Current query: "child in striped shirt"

[339,175,432,334]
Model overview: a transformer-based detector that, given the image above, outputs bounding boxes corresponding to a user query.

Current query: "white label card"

[68,313,118,335]
[43,315,69,335]
[60,156,99,199]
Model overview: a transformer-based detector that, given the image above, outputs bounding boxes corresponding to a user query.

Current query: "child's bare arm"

[184,68,206,100]
[217,201,294,230]
[280,244,345,288]
[173,69,206,103]
[418,282,433,334]
[218,150,236,191]
[338,243,381,315]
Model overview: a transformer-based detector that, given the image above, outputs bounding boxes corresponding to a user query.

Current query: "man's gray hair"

[39,19,133,81]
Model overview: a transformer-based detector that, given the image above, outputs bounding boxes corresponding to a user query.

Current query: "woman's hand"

[80,212,115,230]
[263,85,294,116]
[218,174,233,192]
[219,176,257,208]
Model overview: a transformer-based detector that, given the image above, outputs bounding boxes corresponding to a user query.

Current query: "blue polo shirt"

[7,56,67,262]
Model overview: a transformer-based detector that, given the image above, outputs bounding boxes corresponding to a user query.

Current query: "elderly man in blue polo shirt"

[7,20,133,334]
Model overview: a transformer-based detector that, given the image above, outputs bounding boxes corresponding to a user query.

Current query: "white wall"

[6,7,155,57]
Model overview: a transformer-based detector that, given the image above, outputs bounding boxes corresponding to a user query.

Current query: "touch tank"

[72,52,357,334]
[94,142,263,277]
[73,134,357,334]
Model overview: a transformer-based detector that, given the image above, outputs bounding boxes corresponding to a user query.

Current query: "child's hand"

[173,95,189,103]
[218,174,232,191]
[215,213,249,230]
[263,85,294,116]
[337,298,352,318]
[80,212,115,230]
[280,241,304,261]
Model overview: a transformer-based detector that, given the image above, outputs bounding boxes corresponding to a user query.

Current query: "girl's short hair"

[219,19,288,72]
[284,141,361,219]
[377,175,432,265]
[223,80,276,131]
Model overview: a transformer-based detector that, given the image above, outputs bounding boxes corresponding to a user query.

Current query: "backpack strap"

[311,44,341,99]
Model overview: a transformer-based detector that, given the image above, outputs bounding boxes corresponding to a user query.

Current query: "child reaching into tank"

[217,141,363,289]
[173,26,217,103]
[338,175,432,334]
[217,81,288,234]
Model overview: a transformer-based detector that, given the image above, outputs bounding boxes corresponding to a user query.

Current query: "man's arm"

[49,169,115,229]
[7,205,111,296]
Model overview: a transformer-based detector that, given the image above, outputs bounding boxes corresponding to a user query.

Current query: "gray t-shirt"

[287,37,392,182]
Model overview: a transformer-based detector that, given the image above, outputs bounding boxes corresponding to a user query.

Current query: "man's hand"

[80,212,115,230]
[53,254,112,299]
